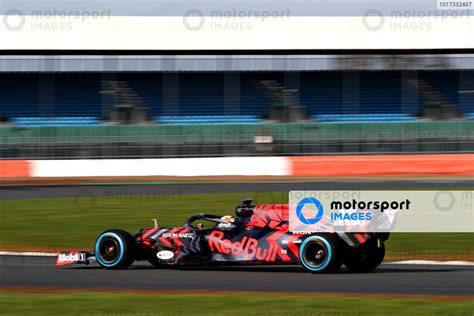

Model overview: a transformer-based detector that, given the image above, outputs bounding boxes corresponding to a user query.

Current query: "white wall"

[31,157,290,177]
[1,16,472,50]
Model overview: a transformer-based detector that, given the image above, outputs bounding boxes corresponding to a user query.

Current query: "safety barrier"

[1,154,473,178]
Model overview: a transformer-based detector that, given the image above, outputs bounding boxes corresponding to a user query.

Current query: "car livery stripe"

[266,229,291,261]
[158,227,179,247]
[142,228,158,239]
[171,228,188,247]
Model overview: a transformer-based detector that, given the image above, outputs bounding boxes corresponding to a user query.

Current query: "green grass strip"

[0,291,472,316]
[0,192,472,258]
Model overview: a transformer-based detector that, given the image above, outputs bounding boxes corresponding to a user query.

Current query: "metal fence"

[1,128,473,159]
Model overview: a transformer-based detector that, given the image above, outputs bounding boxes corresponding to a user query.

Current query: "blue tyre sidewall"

[299,235,333,272]
[95,232,126,268]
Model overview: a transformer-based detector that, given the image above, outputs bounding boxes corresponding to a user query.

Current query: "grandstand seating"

[157,115,260,125]
[313,113,416,123]
[11,117,100,126]
[0,71,472,126]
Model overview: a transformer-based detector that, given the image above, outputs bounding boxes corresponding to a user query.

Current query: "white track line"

[388,260,474,266]
[0,251,473,266]
[0,251,56,257]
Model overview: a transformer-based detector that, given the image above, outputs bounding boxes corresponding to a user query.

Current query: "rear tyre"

[344,240,385,273]
[299,234,342,273]
[94,229,136,269]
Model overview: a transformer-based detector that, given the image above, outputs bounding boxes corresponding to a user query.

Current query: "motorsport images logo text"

[296,196,411,224]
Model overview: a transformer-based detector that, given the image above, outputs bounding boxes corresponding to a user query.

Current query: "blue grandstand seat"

[1,71,470,126]
[11,117,100,126]
[467,113,474,120]
[313,113,416,123]
[156,115,260,125]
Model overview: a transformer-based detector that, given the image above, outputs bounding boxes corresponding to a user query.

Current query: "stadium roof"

[0,54,473,72]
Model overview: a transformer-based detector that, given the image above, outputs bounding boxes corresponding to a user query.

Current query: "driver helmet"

[220,215,235,223]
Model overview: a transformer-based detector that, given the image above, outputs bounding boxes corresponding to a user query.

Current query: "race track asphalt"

[1,180,473,295]
[1,255,473,295]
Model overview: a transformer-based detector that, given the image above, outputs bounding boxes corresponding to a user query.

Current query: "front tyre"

[94,229,136,269]
[299,235,342,273]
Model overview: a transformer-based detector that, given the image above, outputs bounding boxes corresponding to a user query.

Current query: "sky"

[1,0,471,17]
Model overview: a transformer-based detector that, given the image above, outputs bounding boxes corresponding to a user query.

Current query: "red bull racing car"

[56,199,388,273]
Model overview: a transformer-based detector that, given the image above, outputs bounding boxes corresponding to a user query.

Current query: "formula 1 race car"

[56,199,389,273]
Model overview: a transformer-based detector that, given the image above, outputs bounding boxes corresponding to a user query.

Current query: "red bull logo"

[208,230,286,261]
